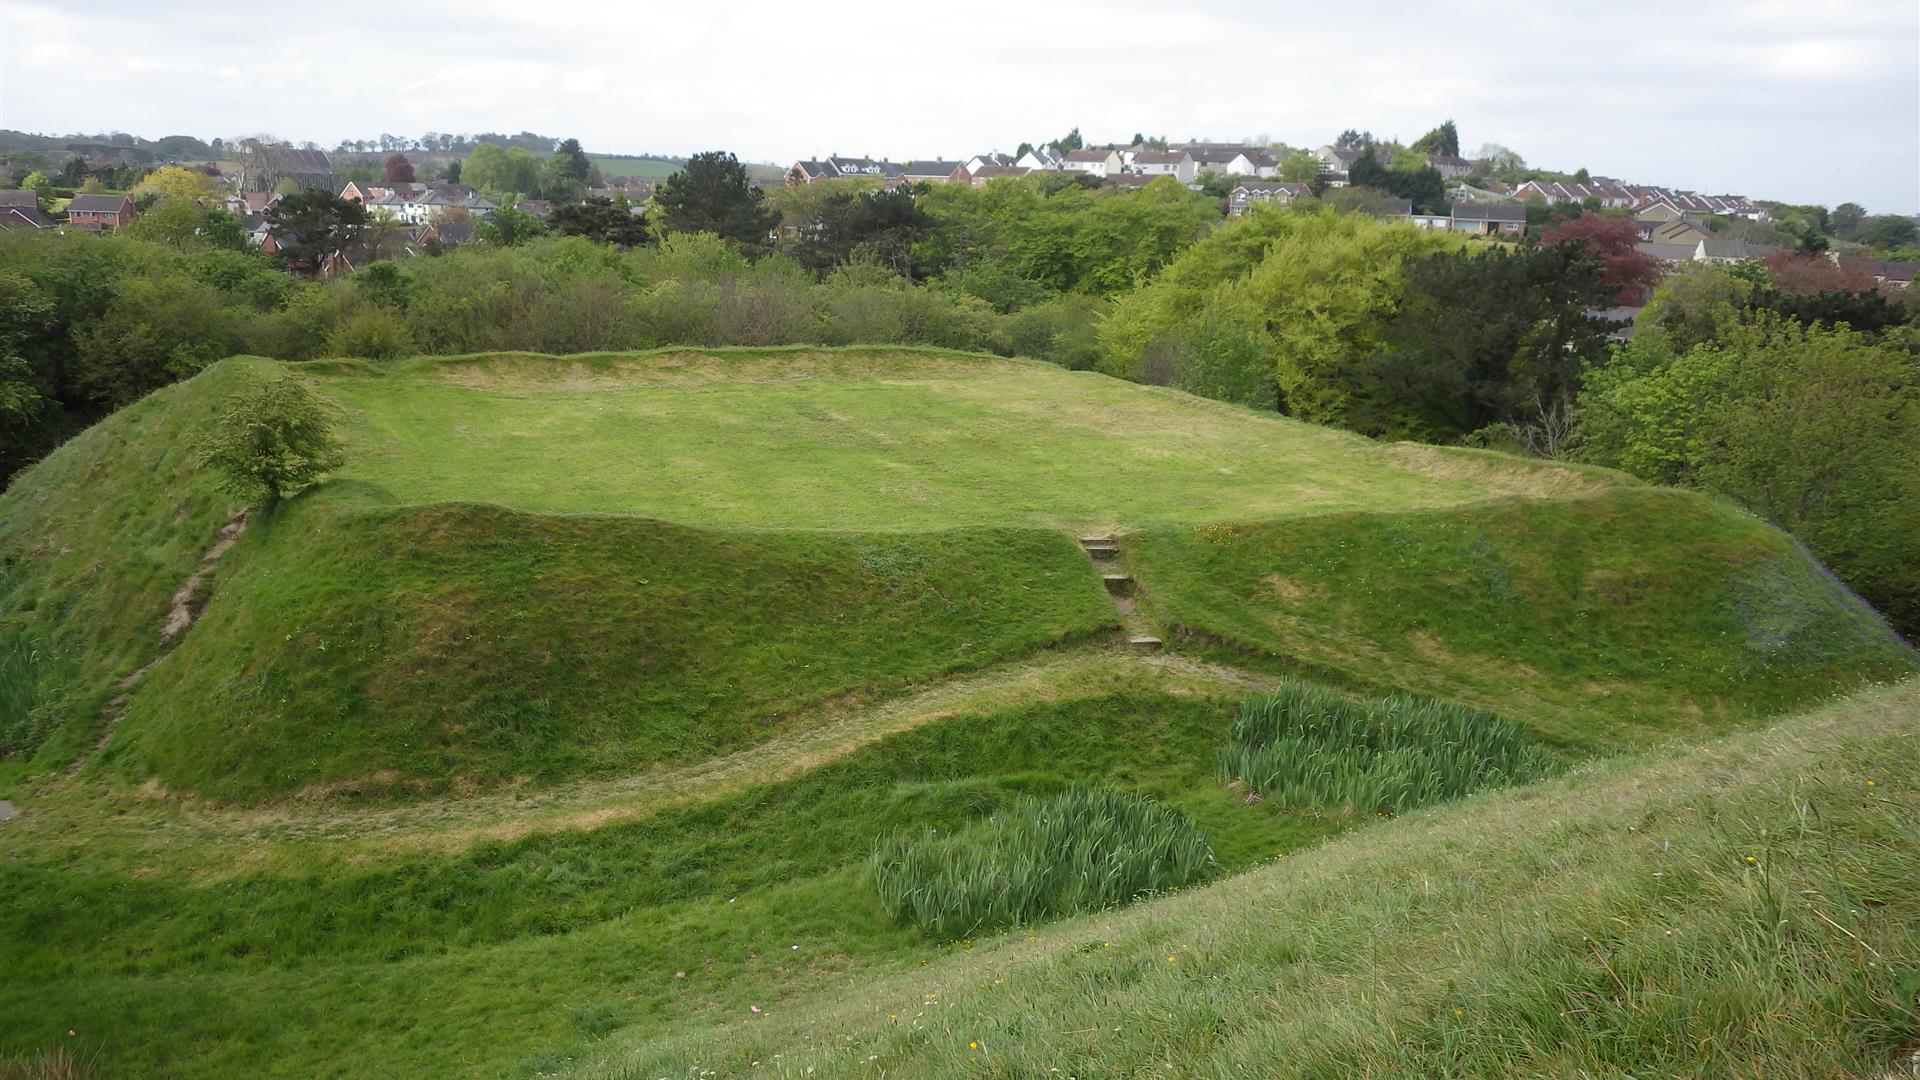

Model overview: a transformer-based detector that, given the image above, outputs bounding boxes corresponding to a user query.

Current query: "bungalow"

[1449,201,1526,236]
[1426,153,1472,179]
[1061,148,1123,178]
[0,190,56,229]
[1695,237,1786,263]
[1647,218,1713,246]
[1635,241,1698,264]
[785,156,903,186]
[65,193,139,231]
[964,152,1014,173]
[1131,149,1196,182]
[965,165,1031,187]
[902,160,967,184]
[1015,146,1064,171]
[1228,181,1308,216]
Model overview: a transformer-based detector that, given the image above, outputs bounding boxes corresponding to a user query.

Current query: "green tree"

[650,151,779,248]
[1829,202,1867,239]
[264,189,367,272]
[1861,215,1918,250]
[551,138,591,183]
[128,197,211,250]
[0,269,53,429]
[549,197,650,246]
[72,273,238,408]
[195,374,348,509]
[476,204,548,246]
[20,171,52,212]
[1409,120,1460,157]
[1573,318,1920,634]
[463,143,542,196]
[1279,151,1330,193]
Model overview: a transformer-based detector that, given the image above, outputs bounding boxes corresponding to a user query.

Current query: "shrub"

[870,785,1215,939]
[195,374,346,508]
[324,309,414,360]
[1219,679,1560,815]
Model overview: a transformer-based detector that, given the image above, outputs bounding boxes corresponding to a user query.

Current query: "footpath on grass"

[6,648,1279,869]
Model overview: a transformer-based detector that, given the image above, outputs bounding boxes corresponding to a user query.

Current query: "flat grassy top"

[311,349,1613,530]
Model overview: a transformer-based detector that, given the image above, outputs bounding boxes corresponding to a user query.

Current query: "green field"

[0,347,1913,1078]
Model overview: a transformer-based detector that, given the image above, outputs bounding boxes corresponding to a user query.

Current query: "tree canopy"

[649,151,780,248]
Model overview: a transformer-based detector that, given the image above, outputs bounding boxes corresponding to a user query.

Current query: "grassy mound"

[871,786,1215,938]
[569,681,1920,1079]
[1131,487,1917,748]
[102,498,1112,802]
[1220,678,1560,814]
[311,347,1613,529]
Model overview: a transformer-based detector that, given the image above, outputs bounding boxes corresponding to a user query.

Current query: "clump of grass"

[1219,679,1560,815]
[0,633,73,759]
[871,786,1215,939]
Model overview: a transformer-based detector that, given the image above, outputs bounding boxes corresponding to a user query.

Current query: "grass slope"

[573,680,1920,1079]
[105,498,1113,802]
[1130,487,1917,749]
[3,678,1354,1078]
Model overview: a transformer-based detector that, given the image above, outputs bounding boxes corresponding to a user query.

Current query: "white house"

[1016,146,1064,171]
[1228,181,1308,216]
[1060,148,1123,178]
[1130,149,1196,182]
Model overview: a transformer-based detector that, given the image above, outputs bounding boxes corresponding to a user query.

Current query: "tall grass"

[1219,679,1560,815]
[0,634,73,759]
[871,786,1215,939]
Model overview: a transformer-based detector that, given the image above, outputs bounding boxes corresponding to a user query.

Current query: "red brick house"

[65,193,139,231]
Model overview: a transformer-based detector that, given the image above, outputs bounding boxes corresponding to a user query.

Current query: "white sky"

[3,0,1916,212]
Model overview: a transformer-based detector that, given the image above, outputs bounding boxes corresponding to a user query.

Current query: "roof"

[1233,181,1307,196]
[1635,242,1698,263]
[967,165,1030,179]
[0,189,40,208]
[1450,201,1526,222]
[1426,153,1471,167]
[1131,150,1189,165]
[902,160,964,175]
[1063,149,1116,162]
[1376,198,1414,216]
[1698,237,1786,261]
[0,204,57,229]
[66,193,134,213]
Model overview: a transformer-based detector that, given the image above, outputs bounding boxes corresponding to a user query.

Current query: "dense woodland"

[3,147,1916,636]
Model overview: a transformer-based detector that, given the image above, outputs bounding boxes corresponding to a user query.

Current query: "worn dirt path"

[16,649,1279,868]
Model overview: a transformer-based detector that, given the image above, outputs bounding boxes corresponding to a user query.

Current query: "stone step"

[1128,636,1163,652]
[1101,574,1135,595]
[1078,536,1116,549]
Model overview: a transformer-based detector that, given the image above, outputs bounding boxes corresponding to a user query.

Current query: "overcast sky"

[3,0,1916,211]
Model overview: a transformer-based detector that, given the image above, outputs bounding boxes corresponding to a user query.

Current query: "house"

[1694,237,1786,263]
[1314,145,1364,185]
[965,165,1031,186]
[1635,241,1699,264]
[1412,209,1451,229]
[420,222,476,248]
[1426,153,1472,179]
[964,152,1014,173]
[1449,201,1526,236]
[365,185,496,226]
[1060,148,1123,178]
[340,180,381,204]
[1374,197,1414,221]
[514,199,554,220]
[1228,181,1308,216]
[227,191,281,217]
[901,160,968,184]
[1647,218,1713,246]
[1015,146,1064,171]
[65,193,139,231]
[0,190,57,229]
[1131,149,1196,182]
[1834,254,1917,289]
[785,156,905,186]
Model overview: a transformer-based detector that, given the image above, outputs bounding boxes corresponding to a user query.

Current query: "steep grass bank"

[572,680,1920,1079]
[1131,486,1917,749]
[102,497,1114,802]
[0,358,262,770]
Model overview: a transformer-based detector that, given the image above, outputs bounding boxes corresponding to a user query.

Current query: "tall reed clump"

[0,634,73,758]
[1219,678,1560,816]
[870,786,1216,939]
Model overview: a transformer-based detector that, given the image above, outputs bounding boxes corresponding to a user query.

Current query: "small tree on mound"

[196,376,346,509]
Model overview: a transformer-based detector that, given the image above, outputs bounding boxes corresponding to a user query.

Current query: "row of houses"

[0,190,141,231]
[338,180,500,224]
[786,141,1305,188]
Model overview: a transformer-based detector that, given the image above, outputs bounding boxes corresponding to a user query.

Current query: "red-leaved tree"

[1762,253,1878,295]
[1542,212,1661,304]
[382,153,416,184]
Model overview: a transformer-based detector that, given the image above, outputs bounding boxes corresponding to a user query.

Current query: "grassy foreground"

[573,680,1920,1079]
